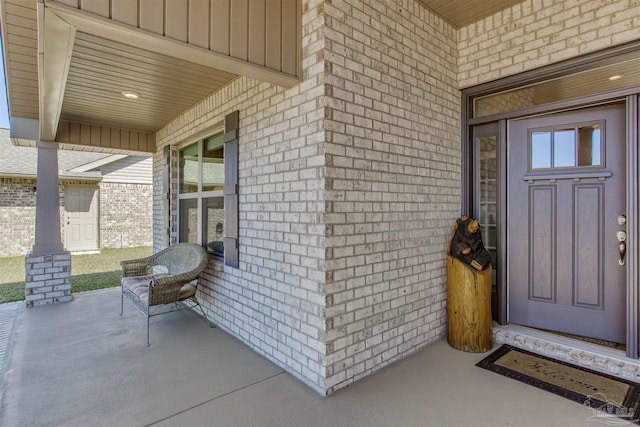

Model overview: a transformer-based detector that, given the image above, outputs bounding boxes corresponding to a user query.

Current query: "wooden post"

[447,255,493,352]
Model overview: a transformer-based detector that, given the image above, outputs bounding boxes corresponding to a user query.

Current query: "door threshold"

[493,324,640,383]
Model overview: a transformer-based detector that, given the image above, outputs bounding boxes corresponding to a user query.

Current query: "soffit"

[2,0,39,120]
[417,0,526,28]
[0,0,237,136]
[533,58,640,104]
[61,32,237,132]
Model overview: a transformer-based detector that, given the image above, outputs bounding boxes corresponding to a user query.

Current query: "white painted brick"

[45,291,66,299]
[459,0,640,87]
[152,0,327,394]
[322,0,459,395]
[149,0,640,398]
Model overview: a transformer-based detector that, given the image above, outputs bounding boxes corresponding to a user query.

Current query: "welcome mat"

[477,345,640,423]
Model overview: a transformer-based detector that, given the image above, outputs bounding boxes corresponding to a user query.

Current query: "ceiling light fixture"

[608,75,623,81]
[121,90,141,99]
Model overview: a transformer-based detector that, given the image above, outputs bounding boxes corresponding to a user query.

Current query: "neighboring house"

[2,0,640,399]
[0,128,152,257]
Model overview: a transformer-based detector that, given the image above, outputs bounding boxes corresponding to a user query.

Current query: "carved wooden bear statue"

[449,216,492,271]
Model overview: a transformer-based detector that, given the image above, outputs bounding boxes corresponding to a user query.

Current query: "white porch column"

[25,140,72,307]
[33,140,64,255]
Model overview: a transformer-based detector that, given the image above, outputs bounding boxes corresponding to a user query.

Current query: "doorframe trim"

[461,39,640,107]
[461,41,640,358]
[64,184,99,252]
[460,40,640,215]
[627,94,639,359]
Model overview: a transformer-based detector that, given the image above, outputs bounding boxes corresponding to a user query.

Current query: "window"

[178,133,225,256]
[530,123,603,170]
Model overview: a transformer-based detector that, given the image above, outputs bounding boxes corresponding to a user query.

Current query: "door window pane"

[577,125,602,166]
[530,123,603,170]
[479,136,497,252]
[553,129,576,167]
[531,132,551,169]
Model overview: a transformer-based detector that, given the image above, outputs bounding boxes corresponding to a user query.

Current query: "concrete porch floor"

[0,288,602,427]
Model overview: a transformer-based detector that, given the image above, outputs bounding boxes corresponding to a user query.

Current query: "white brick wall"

[0,178,36,257]
[458,0,640,88]
[153,0,460,395]
[153,0,328,394]
[99,183,153,249]
[151,0,640,396]
[322,0,460,393]
[0,179,151,257]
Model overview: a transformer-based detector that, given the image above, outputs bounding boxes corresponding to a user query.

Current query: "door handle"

[617,230,627,266]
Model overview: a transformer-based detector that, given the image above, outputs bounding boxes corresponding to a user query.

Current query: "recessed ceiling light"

[608,75,623,81]
[121,90,140,99]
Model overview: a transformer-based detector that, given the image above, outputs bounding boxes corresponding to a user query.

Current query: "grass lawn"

[0,247,152,304]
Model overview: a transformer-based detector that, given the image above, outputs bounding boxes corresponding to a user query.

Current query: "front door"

[65,185,99,252]
[507,103,626,343]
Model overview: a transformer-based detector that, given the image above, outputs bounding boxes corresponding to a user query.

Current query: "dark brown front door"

[508,103,626,343]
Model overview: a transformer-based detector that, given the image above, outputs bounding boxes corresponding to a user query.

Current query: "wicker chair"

[120,243,212,346]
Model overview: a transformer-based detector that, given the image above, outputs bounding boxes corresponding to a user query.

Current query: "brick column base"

[25,252,72,307]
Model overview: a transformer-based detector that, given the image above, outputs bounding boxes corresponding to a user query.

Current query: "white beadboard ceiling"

[61,32,237,132]
[418,0,527,28]
[1,0,238,135]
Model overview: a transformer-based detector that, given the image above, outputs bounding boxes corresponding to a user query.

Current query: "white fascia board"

[38,3,76,142]
[68,154,128,173]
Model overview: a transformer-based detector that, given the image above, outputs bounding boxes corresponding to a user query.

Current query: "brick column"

[25,253,72,307]
[25,140,72,307]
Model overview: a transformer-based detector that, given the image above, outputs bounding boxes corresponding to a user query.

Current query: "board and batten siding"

[56,121,156,153]
[51,0,301,77]
[100,156,152,185]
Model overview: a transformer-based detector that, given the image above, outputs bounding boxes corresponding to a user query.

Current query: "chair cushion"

[122,273,167,304]
[179,284,197,300]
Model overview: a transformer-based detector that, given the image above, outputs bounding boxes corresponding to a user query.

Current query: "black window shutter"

[224,110,239,268]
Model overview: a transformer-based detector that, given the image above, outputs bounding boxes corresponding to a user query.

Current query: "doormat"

[476,345,640,424]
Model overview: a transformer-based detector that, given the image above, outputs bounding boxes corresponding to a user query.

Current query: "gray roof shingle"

[0,128,109,179]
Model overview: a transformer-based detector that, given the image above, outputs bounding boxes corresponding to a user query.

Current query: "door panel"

[529,185,555,302]
[65,186,98,251]
[574,184,603,308]
[508,103,626,343]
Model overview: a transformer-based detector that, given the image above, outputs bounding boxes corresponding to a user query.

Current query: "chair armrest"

[147,275,191,306]
[121,257,153,278]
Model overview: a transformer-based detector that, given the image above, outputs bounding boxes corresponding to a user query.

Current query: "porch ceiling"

[0,0,237,140]
[62,32,236,132]
[418,0,527,28]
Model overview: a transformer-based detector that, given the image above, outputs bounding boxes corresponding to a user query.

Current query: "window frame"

[527,120,605,172]
[177,129,225,253]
